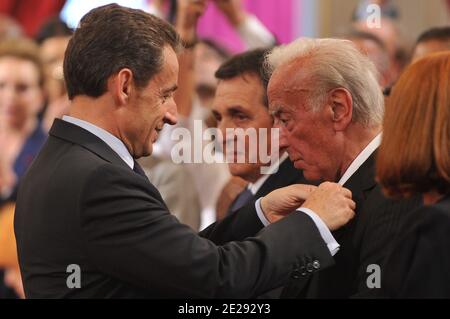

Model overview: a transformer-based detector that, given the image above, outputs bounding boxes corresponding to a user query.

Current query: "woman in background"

[377,52,450,298]
[0,38,47,299]
[0,38,46,205]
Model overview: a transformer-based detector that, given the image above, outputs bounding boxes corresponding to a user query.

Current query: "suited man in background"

[212,48,313,218]
[212,49,317,298]
[411,26,450,63]
[265,38,421,298]
[14,4,355,298]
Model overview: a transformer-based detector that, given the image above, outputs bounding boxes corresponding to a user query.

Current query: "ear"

[328,88,353,131]
[108,68,134,106]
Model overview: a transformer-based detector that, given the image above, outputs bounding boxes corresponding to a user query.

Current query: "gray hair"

[265,38,384,127]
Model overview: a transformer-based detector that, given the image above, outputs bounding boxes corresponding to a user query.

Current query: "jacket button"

[300,265,307,276]
[313,260,320,270]
[306,262,314,273]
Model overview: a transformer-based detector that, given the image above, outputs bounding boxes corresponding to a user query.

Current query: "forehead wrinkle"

[270,58,314,96]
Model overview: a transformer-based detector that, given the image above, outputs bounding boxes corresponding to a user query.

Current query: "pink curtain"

[197,0,295,52]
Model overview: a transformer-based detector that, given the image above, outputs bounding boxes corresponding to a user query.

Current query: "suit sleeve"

[199,200,264,245]
[78,164,334,298]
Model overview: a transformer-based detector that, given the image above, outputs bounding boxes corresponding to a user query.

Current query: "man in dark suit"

[263,37,421,298]
[212,48,313,217]
[14,4,355,298]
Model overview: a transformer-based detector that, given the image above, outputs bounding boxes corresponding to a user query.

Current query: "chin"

[134,146,151,159]
[140,138,155,158]
[228,163,260,182]
[142,147,152,158]
[302,170,322,182]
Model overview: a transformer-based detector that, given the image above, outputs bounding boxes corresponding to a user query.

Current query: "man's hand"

[212,0,246,27]
[261,184,317,223]
[301,182,355,230]
[176,0,208,41]
[4,267,25,299]
[0,159,16,197]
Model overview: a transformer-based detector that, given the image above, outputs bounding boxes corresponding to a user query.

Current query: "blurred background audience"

[0,38,46,299]
[35,17,72,132]
[412,26,450,62]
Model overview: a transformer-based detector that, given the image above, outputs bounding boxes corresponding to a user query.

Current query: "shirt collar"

[248,152,289,195]
[62,115,134,169]
[338,133,382,186]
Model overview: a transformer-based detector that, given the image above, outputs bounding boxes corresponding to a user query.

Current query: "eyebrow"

[161,84,178,94]
[227,105,246,112]
[270,105,283,117]
[227,105,249,115]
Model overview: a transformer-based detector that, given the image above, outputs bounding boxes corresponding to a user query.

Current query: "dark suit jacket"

[280,152,422,298]
[14,119,334,299]
[381,194,450,298]
[255,157,311,199]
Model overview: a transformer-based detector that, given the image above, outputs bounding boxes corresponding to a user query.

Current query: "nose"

[164,100,178,125]
[217,118,234,149]
[279,131,289,150]
[273,121,289,150]
[217,119,227,139]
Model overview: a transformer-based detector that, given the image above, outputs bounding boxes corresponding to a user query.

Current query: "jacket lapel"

[280,152,379,298]
[49,119,131,170]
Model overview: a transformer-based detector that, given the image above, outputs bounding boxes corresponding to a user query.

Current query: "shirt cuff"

[297,208,340,256]
[256,199,340,256]
[255,198,270,227]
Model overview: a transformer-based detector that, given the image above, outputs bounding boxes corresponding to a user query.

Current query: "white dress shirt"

[255,134,382,256]
[337,134,382,186]
[62,115,134,169]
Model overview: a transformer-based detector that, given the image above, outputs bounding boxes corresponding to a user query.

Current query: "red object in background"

[0,0,66,37]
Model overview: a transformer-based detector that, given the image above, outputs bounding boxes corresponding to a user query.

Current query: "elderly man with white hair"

[265,38,421,298]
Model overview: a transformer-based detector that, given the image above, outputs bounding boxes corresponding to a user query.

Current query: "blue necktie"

[228,188,254,215]
[133,160,147,179]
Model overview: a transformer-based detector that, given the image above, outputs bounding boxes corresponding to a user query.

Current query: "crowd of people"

[0,0,449,299]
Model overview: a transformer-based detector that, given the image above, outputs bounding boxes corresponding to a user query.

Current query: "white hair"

[265,38,384,127]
